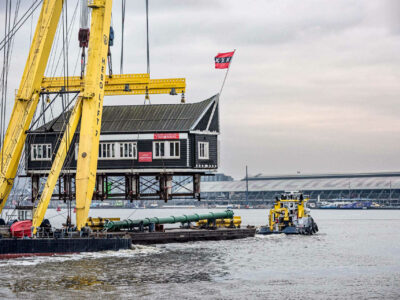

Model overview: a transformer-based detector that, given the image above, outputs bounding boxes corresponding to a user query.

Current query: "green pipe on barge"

[104,210,234,231]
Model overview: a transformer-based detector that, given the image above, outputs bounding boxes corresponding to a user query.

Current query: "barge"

[101,210,255,244]
[0,210,255,258]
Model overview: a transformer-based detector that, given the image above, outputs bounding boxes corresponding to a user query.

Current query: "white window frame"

[169,141,180,158]
[98,143,116,159]
[119,142,137,159]
[31,144,52,161]
[153,141,180,159]
[198,141,209,160]
[75,142,138,160]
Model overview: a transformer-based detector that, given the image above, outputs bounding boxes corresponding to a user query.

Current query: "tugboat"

[257,192,319,235]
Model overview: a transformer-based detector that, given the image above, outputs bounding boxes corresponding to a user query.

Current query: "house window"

[198,142,209,159]
[76,142,136,160]
[153,141,180,159]
[31,144,52,161]
[120,142,137,159]
[170,141,180,158]
[154,142,165,158]
[99,143,115,159]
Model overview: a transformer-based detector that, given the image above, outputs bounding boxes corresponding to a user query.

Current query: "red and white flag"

[215,51,235,69]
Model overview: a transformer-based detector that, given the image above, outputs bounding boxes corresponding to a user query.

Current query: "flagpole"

[207,50,236,131]
[219,49,236,96]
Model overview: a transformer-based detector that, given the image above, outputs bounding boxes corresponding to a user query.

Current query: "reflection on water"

[1,209,400,299]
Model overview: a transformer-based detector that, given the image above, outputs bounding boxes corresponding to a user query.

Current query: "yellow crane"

[0,0,186,233]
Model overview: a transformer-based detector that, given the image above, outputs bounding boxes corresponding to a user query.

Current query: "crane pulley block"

[78,28,90,48]
[88,0,106,8]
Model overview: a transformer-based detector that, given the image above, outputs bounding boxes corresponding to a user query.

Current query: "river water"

[0,209,399,299]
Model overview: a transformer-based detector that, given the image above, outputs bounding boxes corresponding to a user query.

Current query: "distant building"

[202,173,233,182]
[196,172,400,206]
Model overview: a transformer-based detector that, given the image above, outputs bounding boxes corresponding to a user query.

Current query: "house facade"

[26,94,219,174]
[25,95,220,201]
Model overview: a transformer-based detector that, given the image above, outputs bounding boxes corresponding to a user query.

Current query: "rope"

[0,0,10,173]
[47,210,67,220]
[0,1,70,217]
[126,208,137,220]
[2,1,70,140]
[1,0,21,172]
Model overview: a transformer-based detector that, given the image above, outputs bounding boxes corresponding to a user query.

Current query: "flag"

[215,51,234,69]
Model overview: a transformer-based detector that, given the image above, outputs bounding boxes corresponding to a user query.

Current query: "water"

[0,209,399,299]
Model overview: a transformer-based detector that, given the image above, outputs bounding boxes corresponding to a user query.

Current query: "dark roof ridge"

[33,94,219,133]
[102,95,217,108]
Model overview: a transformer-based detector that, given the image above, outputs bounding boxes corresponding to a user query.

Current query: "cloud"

[1,0,400,179]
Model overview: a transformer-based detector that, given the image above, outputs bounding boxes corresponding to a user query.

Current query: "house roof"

[35,94,218,133]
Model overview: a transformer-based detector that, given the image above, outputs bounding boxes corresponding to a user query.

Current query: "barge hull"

[0,238,131,259]
[127,228,256,245]
[0,228,255,258]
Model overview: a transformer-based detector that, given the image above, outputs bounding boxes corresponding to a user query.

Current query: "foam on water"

[0,244,161,267]
[254,233,286,239]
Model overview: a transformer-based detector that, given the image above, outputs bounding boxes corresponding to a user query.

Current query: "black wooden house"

[26,94,219,201]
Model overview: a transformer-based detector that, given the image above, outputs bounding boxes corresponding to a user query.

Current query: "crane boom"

[0,0,63,213]
[3,0,187,230]
[75,0,113,230]
[41,74,186,96]
[31,98,83,233]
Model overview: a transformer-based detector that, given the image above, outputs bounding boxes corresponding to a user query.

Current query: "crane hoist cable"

[79,0,90,78]
[146,0,150,75]
[1,1,30,210]
[49,1,79,79]
[1,0,21,171]
[120,0,126,74]
[0,0,42,52]
[0,0,11,173]
[144,0,150,104]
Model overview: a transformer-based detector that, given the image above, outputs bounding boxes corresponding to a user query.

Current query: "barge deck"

[102,227,256,245]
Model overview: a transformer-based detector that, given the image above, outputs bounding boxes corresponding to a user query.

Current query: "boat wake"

[0,244,161,267]
[255,233,286,240]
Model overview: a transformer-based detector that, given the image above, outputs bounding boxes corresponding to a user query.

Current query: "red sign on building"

[139,152,152,162]
[154,133,179,140]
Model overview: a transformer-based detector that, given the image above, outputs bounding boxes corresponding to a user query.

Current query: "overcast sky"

[2,0,400,179]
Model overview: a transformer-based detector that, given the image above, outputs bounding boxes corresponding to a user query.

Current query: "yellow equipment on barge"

[257,192,319,235]
[196,216,241,228]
